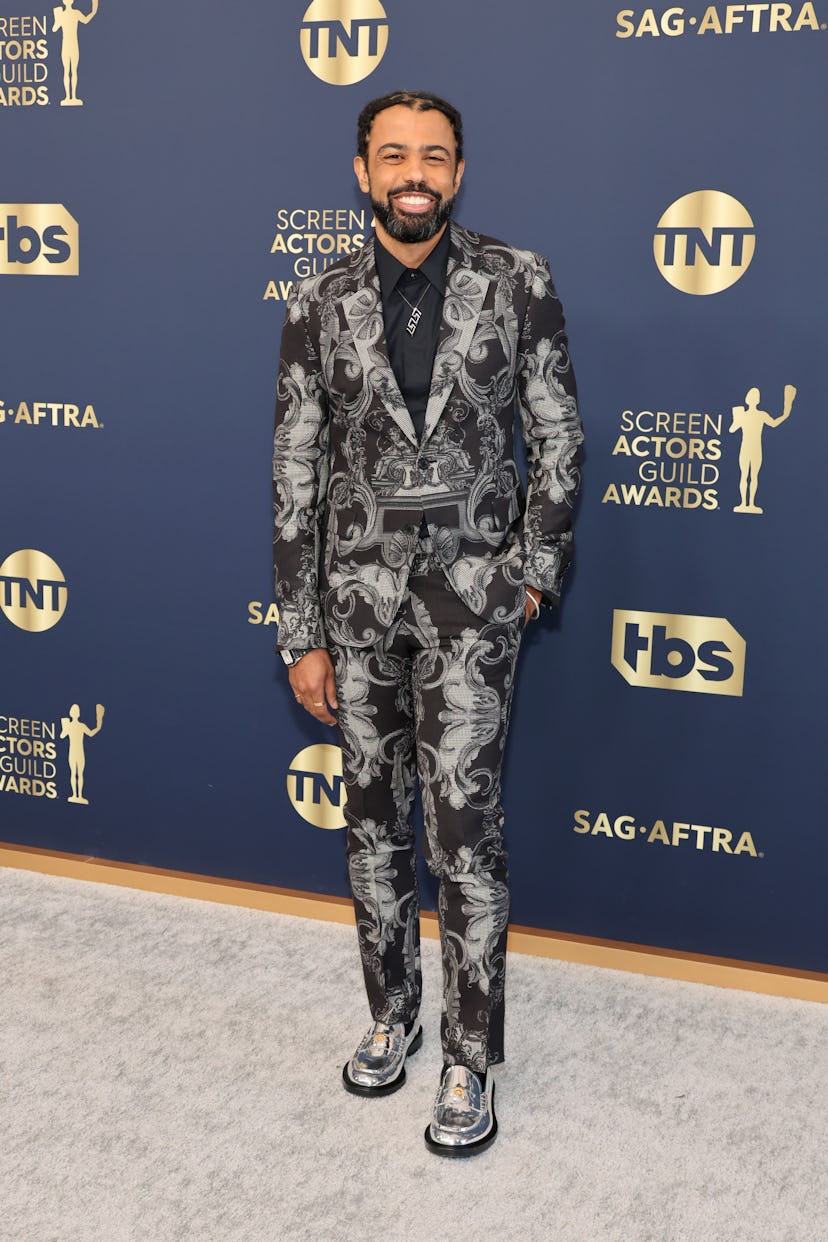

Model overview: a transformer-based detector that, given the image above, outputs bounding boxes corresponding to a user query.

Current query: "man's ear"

[453,158,466,195]
[354,155,370,194]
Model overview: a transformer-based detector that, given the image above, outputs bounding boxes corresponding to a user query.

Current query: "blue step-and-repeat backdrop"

[1,0,826,973]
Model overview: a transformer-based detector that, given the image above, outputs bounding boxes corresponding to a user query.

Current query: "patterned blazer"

[273,221,583,650]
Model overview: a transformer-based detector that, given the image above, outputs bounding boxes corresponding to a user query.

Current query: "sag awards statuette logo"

[0,204,78,275]
[572,810,760,858]
[0,3,98,109]
[654,191,755,295]
[0,705,104,801]
[0,549,67,632]
[60,702,104,803]
[300,0,388,86]
[611,609,746,697]
[602,383,795,513]
[53,0,98,105]
[731,384,795,513]
[287,743,347,829]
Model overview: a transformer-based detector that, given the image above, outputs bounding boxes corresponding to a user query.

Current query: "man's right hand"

[288,649,338,726]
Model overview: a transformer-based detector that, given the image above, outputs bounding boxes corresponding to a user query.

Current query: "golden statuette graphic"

[53,0,98,107]
[60,702,104,804]
[730,384,796,514]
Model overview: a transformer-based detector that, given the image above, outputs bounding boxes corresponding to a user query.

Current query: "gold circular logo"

[0,549,67,632]
[299,0,389,86]
[287,743,347,829]
[653,191,756,295]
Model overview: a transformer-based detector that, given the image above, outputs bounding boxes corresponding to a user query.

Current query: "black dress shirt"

[374,226,450,443]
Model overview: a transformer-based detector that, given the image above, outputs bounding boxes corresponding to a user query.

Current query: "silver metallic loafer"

[342,1020,423,1096]
[424,1064,497,1156]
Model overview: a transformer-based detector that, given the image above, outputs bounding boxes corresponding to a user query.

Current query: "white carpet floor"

[2,866,826,1242]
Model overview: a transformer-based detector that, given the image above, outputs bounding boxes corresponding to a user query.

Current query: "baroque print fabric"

[273,222,583,652]
[332,541,522,1071]
[273,219,583,1073]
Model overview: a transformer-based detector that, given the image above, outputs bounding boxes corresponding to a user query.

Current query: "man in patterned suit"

[273,91,582,1156]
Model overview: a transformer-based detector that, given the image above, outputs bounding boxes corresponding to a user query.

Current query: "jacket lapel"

[422,224,490,444]
[342,239,418,447]
[341,226,491,448]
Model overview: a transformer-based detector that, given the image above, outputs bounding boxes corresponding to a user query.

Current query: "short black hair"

[356,91,463,164]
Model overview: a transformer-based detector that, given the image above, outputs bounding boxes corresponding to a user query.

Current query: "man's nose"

[403,156,426,184]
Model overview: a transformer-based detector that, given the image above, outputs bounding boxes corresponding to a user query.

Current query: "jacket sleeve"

[272,285,330,651]
[516,254,584,606]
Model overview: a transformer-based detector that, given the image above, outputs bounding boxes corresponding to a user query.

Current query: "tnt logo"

[300,0,388,85]
[0,549,68,632]
[0,204,78,276]
[611,609,746,697]
[653,190,755,295]
[286,743,347,829]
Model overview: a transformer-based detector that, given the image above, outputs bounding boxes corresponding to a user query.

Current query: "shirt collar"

[374,223,450,301]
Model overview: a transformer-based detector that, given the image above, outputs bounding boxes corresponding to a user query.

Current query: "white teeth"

[396,195,431,206]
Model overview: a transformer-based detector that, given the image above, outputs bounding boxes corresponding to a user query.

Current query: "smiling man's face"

[354,104,465,247]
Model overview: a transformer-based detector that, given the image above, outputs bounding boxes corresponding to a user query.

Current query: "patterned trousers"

[331,539,524,1072]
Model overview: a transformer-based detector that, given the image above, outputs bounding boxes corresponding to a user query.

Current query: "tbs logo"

[0,204,78,276]
[611,609,746,697]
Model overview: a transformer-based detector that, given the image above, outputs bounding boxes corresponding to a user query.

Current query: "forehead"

[367,105,456,156]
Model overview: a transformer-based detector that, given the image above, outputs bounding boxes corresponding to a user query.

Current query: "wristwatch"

[280,648,312,667]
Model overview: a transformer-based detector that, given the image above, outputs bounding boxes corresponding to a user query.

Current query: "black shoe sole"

[423,1082,498,1156]
[341,1026,423,1097]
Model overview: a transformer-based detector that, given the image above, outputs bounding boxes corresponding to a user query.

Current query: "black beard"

[371,184,455,245]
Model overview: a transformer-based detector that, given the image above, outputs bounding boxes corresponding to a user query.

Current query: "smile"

[393,194,436,214]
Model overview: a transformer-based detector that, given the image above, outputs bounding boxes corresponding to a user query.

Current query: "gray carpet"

[1,867,826,1242]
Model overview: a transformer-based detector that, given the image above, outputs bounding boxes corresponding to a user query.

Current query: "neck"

[374,221,449,268]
